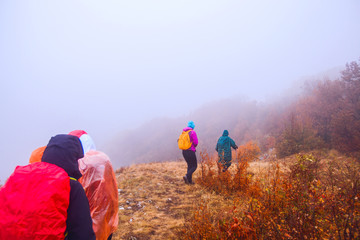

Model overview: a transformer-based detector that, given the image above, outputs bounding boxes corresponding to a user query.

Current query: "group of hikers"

[0,130,118,240]
[179,121,238,185]
[0,121,236,239]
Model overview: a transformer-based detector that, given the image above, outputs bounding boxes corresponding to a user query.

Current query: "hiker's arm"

[230,139,238,150]
[191,131,198,147]
[66,180,95,240]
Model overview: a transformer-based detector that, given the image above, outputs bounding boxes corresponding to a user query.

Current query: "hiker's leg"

[182,150,191,183]
[222,160,231,172]
[226,160,232,170]
[217,160,223,174]
[218,160,227,172]
[218,152,226,172]
[186,151,197,183]
[182,150,191,167]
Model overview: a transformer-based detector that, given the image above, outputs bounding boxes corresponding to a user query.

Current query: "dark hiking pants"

[182,150,197,183]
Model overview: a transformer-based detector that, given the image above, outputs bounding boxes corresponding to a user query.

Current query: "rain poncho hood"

[42,134,84,180]
[216,130,237,163]
[69,130,96,154]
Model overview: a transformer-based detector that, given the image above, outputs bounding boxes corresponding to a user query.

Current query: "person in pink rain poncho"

[69,130,119,240]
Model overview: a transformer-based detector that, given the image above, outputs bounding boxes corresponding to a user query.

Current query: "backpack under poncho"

[0,162,70,240]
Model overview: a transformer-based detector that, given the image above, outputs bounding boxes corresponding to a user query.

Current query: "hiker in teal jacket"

[216,130,238,172]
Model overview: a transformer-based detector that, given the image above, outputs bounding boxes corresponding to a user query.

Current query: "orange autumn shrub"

[246,154,359,239]
[180,200,257,239]
[182,153,360,239]
[197,141,261,197]
[180,142,261,239]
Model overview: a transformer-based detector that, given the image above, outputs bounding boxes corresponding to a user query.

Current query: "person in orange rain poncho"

[29,146,46,164]
[69,130,119,240]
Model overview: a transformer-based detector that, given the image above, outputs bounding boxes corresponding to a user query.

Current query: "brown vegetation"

[112,155,271,240]
[180,146,360,239]
[112,146,359,239]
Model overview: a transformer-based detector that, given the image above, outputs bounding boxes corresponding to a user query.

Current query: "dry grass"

[110,149,360,239]
[111,159,273,240]
[112,161,199,240]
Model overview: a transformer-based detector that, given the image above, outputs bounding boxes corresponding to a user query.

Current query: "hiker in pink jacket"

[181,121,198,184]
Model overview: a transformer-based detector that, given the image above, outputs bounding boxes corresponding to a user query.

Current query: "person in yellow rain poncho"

[69,130,119,240]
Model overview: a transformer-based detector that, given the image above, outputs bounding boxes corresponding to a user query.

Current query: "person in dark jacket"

[216,130,238,172]
[42,134,96,240]
[181,121,198,184]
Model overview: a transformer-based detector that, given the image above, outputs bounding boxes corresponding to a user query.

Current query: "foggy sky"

[1,0,360,183]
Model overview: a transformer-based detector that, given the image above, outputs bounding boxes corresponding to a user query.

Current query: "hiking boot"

[183,175,189,184]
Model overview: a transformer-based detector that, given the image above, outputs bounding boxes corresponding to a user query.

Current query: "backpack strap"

[185,130,192,142]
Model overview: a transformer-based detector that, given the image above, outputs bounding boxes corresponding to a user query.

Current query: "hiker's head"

[223,130,229,136]
[188,121,195,129]
[42,134,84,179]
[69,130,96,154]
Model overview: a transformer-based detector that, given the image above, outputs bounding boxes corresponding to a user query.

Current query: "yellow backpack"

[178,130,192,150]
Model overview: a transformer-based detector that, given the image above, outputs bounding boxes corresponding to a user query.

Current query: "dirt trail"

[112,161,201,240]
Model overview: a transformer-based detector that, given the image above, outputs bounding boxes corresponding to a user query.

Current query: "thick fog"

[1,0,360,183]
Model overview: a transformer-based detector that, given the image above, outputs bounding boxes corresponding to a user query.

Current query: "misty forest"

[107,59,360,165]
[102,58,360,239]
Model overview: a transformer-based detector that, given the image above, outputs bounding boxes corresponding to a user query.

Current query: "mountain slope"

[111,149,360,239]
